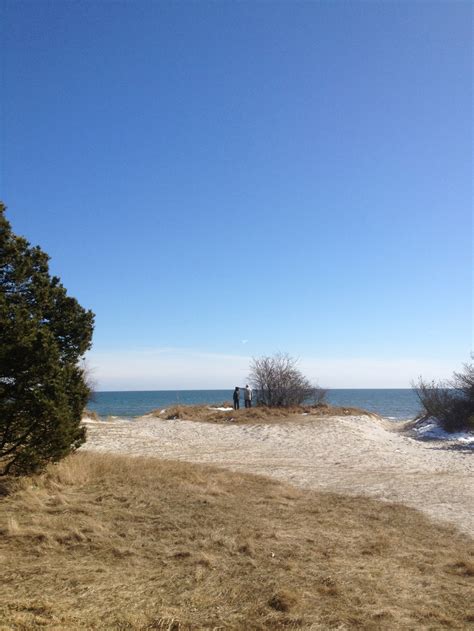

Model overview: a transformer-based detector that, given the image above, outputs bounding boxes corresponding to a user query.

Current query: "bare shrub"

[249,353,326,407]
[413,363,474,433]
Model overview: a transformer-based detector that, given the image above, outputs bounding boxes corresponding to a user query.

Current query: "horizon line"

[92,387,419,393]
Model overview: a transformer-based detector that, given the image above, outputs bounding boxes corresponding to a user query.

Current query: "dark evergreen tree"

[0,203,94,475]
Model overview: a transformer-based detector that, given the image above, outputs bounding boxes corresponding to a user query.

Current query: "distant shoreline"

[87,388,421,420]
[93,388,418,393]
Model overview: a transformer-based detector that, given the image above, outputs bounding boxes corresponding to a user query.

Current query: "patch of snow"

[208,407,234,412]
[414,418,474,443]
[458,435,474,444]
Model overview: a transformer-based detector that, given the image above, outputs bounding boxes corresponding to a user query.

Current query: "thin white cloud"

[86,348,464,391]
[299,357,462,389]
[86,348,251,390]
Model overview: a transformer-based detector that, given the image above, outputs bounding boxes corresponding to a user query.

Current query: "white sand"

[82,414,473,537]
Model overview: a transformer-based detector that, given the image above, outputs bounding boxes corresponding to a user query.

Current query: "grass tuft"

[268,589,299,612]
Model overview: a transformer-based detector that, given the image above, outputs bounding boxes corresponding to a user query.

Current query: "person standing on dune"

[233,387,240,410]
[244,385,252,408]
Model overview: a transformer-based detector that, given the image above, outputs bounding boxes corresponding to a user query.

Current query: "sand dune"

[82,414,473,537]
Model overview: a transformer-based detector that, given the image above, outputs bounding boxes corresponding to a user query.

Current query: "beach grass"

[0,452,472,629]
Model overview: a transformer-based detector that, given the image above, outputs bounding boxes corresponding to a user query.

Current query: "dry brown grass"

[0,452,472,630]
[83,409,101,421]
[149,402,377,425]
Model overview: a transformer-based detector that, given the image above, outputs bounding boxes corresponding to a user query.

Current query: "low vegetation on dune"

[148,402,377,425]
[1,452,472,630]
[414,362,474,433]
[82,409,101,421]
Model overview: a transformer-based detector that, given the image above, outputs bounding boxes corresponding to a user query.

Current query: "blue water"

[87,389,421,421]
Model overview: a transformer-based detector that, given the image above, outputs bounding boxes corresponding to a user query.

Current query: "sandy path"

[82,415,473,537]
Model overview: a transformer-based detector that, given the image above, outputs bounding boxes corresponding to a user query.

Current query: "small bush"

[414,363,474,433]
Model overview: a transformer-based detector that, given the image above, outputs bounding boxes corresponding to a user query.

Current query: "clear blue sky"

[1,1,472,388]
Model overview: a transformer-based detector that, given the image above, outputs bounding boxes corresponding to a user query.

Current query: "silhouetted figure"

[244,384,252,408]
[233,387,240,410]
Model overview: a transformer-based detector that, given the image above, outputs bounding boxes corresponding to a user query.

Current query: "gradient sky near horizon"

[1,1,472,389]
